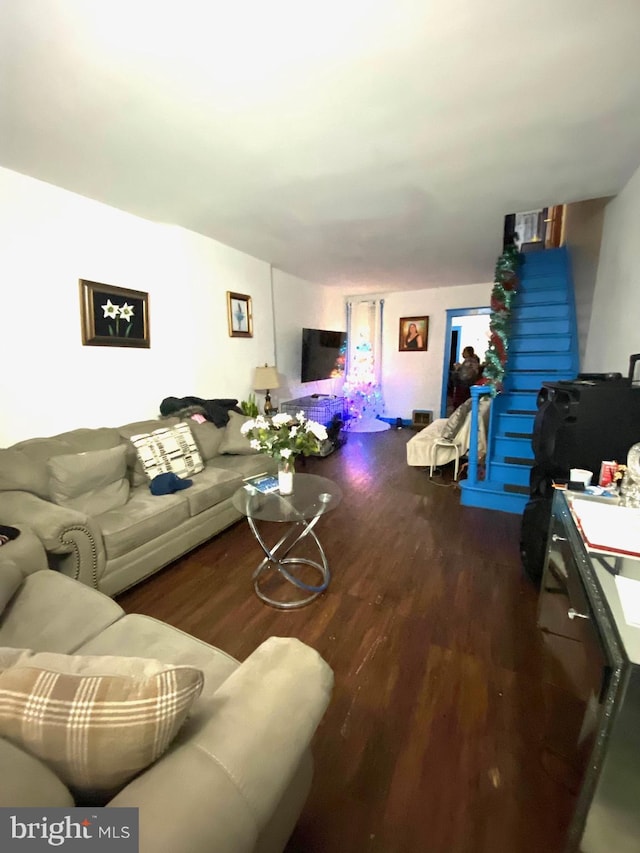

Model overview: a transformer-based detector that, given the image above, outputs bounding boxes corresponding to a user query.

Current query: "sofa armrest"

[0,525,48,577]
[1,491,105,588]
[108,637,333,853]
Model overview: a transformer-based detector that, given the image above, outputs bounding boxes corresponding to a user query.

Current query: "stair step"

[495,435,534,458]
[521,249,567,269]
[489,461,530,487]
[504,483,529,495]
[510,351,574,371]
[459,480,527,514]
[505,456,534,466]
[510,334,572,353]
[511,317,571,336]
[517,290,568,306]
[519,275,568,291]
[512,302,571,320]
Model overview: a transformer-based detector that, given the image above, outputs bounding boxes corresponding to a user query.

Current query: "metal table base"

[248,513,330,609]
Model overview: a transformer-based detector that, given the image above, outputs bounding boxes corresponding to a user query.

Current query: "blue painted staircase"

[460,247,580,513]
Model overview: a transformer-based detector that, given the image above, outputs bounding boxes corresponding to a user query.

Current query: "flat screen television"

[301,328,347,383]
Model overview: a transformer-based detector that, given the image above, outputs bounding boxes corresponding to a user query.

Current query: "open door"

[440,307,491,417]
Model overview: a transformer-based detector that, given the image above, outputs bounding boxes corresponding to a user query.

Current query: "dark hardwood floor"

[117,429,577,853]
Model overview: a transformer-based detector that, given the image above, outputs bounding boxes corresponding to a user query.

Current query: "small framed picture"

[79,280,150,348]
[399,316,428,351]
[227,291,253,338]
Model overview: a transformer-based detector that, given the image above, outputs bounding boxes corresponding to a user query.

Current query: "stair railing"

[465,385,494,484]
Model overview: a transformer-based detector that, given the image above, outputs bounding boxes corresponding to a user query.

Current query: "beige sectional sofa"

[0,411,275,596]
[0,527,333,852]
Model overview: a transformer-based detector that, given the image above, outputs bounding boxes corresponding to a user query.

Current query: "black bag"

[520,498,552,585]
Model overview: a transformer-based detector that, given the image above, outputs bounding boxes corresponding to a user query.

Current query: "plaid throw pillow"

[130,421,204,481]
[0,648,204,801]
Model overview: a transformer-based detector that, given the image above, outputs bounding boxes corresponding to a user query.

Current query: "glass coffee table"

[232,473,342,609]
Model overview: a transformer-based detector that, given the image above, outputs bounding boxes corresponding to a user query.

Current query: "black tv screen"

[301,328,347,383]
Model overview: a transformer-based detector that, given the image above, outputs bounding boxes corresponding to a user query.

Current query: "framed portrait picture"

[79,280,150,348]
[399,316,428,352]
[227,291,253,338]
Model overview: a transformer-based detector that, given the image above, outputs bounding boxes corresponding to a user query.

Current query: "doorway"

[440,307,491,417]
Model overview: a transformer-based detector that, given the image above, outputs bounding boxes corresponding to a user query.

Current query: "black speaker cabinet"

[532,379,640,481]
[522,377,640,584]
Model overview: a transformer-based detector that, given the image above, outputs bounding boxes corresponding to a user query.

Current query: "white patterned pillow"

[130,422,204,481]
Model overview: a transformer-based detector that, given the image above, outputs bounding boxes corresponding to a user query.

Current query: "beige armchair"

[406,396,491,478]
[0,527,333,853]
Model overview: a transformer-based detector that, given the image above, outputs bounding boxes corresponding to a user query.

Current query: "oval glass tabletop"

[233,473,342,523]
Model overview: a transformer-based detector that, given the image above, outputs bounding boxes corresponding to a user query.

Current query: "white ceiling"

[2,0,640,292]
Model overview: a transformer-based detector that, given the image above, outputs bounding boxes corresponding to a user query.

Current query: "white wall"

[0,168,330,445]
[564,198,607,368]
[379,283,492,420]
[584,162,640,375]
[272,269,347,406]
[449,314,491,364]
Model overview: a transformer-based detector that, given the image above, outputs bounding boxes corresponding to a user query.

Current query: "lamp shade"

[253,365,279,391]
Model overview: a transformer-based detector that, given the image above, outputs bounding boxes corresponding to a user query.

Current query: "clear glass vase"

[277,458,295,495]
[620,442,640,508]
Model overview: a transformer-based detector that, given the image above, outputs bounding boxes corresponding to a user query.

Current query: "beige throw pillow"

[0,648,204,801]
[48,445,129,515]
[218,411,259,455]
[130,422,204,481]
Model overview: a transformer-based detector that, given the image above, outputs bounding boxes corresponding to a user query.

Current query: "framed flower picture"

[79,280,150,348]
[227,291,253,338]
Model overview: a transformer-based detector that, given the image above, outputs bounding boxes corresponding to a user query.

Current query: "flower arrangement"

[240,412,328,461]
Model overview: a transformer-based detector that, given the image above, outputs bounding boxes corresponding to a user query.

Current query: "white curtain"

[345,297,385,420]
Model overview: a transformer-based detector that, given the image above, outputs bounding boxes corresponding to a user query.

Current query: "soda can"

[599,461,618,487]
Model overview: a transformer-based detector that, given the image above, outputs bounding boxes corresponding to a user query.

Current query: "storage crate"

[281,396,347,426]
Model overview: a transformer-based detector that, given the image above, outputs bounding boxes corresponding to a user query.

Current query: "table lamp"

[253,365,279,416]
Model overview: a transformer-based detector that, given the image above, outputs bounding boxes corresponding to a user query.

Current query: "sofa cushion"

[179,466,241,517]
[207,453,277,480]
[0,447,51,499]
[48,445,130,516]
[51,427,123,455]
[187,418,226,460]
[98,488,190,560]
[218,411,259,455]
[0,647,204,802]
[0,571,124,653]
[0,559,22,613]
[130,422,205,481]
[77,613,239,709]
[0,738,75,807]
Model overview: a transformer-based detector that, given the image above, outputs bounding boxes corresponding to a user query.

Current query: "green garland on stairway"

[482,243,521,393]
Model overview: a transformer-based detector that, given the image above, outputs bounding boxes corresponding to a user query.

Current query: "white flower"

[307,420,328,441]
[272,413,292,427]
[296,411,306,423]
[102,299,120,319]
[119,302,135,321]
[240,420,255,435]
[290,425,298,437]
[280,447,292,459]
[249,438,261,450]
